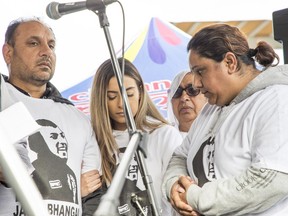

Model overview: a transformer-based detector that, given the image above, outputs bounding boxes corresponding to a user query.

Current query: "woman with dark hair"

[83,58,182,215]
[163,23,288,216]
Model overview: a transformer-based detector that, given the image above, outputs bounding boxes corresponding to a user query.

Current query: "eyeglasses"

[172,84,200,99]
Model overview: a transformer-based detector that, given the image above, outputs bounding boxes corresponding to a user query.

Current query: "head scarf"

[167,70,190,130]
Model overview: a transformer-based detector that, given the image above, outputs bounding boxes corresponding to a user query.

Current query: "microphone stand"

[92,5,161,216]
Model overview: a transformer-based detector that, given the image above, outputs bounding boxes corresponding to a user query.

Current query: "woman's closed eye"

[192,66,205,76]
[107,92,118,100]
[126,89,135,97]
[195,68,204,76]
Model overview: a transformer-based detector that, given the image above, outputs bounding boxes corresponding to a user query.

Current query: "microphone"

[46,0,117,20]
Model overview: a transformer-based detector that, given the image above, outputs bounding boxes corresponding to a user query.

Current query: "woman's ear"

[224,52,237,74]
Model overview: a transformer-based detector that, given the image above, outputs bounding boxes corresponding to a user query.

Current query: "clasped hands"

[170,175,200,216]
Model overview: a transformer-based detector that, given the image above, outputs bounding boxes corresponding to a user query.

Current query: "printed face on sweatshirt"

[192,136,216,186]
[40,125,68,159]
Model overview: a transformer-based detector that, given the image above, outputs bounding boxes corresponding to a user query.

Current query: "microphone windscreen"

[46,2,62,20]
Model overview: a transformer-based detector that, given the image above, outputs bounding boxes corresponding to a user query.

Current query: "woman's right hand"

[170,176,200,216]
[81,169,102,197]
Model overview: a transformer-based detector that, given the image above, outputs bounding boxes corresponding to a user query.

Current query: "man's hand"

[81,170,102,197]
[170,175,200,216]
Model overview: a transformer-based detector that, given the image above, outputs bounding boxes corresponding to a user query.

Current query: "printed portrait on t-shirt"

[28,119,78,204]
[192,136,216,187]
[116,147,151,215]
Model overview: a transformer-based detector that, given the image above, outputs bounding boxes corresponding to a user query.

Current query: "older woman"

[167,71,207,137]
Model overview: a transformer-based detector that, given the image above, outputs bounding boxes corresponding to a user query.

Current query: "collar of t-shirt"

[2,74,74,106]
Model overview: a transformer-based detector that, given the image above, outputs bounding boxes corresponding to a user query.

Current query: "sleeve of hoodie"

[162,135,190,201]
[186,166,288,216]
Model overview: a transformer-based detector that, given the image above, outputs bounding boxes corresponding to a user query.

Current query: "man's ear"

[224,52,237,74]
[2,43,13,65]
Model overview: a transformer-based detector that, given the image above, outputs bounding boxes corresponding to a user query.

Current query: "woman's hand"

[81,169,102,197]
[170,175,200,216]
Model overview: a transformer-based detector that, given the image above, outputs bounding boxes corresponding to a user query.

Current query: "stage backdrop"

[61,17,191,118]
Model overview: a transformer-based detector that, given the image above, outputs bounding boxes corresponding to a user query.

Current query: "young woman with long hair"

[84,58,182,215]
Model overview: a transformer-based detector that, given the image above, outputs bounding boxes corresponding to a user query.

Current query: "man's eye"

[49,44,55,50]
[50,133,58,139]
[30,41,38,46]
